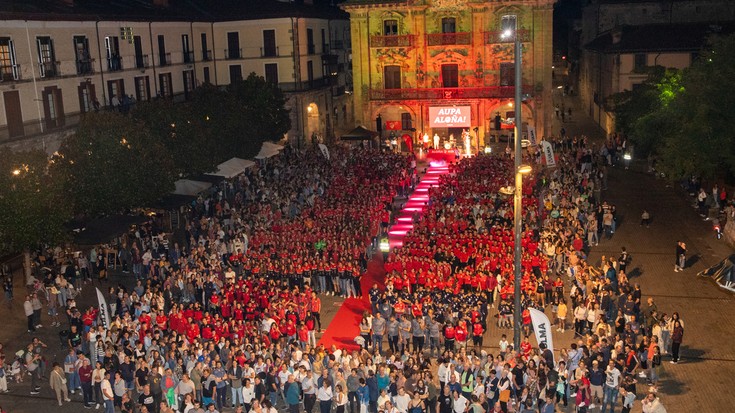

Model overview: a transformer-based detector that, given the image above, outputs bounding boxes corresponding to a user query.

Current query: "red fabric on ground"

[318,166,451,351]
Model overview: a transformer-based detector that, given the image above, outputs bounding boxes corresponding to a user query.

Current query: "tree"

[228,73,291,157]
[132,99,219,177]
[58,112,175,216]
[0,149,69,282]
[615,33,735,180]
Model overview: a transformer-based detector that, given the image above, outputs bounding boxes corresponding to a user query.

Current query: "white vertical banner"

[529,308,555,363]
[96,287,111,329]
[541,140,556,167]
[318,143,330,160]
[527,126,537,146]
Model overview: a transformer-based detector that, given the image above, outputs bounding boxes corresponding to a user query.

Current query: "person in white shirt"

[452,390,468,413]
[317,380,334,413]
[301,370,317,413]
[101,371,115,413]
[242,378,256,411]
[393,387,411,413]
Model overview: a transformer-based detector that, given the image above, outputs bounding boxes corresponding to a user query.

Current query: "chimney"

[61,0,74,7]
[152,0,169,8]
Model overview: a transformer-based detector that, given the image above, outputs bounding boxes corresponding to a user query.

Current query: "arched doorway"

[306,102,320,145]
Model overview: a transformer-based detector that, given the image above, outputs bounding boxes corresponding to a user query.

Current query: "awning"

[341,125,380,141]
[255,141,284,159]
[206,157,255,179]
[172,179,212,196]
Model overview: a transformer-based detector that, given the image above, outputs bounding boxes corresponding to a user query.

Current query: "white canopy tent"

[172,179,212,196]
[206,157,255,179]
[254,141,284,159]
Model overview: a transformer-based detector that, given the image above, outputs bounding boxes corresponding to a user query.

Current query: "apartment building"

[0,0,351,151]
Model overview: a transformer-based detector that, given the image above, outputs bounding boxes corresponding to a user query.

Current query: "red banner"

[402,134,413,152]
[385,121,402,130]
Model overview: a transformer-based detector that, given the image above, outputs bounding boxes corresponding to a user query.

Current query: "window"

[182,34,192,63]
[134,36,147,69]
[183,70,194,98]
[42,86,64,128]
[401,113,412,130]
[500,62,515,86]
[265,63,278,84]
[105,36,121,71]
[227,32,240,59]
[73,36,92,75]
[37,36,56,77]
[307,29,315,54]
[159,73,172,97]
[229,64,242,83]
[263,30,276,57]
[384,20,398,36]
[203,67,210,84]
[158,35,169,66]
[441,64,459,87]
[321,28,327,53]
[0,37,19,81]
[384,65,401,89]
[501,15,517,33]
[442,18,456,34]
[107,79,124,106]
[78,81,95,113]
[201,33,210,61]
[634,53,647,71]
[134,76,150,102]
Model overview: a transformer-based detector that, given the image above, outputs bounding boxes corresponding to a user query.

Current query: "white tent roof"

[172,179,212,196]
[254,141,284,159]
[206,157,255,179]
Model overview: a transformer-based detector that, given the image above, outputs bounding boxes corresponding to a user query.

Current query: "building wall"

[342,0,554,146]
[0,14,351,151]
[579,0,735,133]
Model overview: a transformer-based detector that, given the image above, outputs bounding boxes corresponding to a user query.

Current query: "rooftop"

[0,0,348,22]
[584,22,735,53]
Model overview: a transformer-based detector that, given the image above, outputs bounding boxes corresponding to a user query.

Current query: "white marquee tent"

[206,157,255,179]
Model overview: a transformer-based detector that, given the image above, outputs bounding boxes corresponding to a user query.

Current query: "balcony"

[159,52,172,66]
[183,51,194,64]
[0,64,20,81]
[202,50,212,61]
[39,61,59,78]
[370,34,414,48]
[307,43,316,55]
[484,29,531,44]
[76,59,94,75]
[261,47,278,58]
[107,56,123,72]
[135,54,149,69]
[369,86,532,100]
[426,32,471,46]
[225,48,242,60]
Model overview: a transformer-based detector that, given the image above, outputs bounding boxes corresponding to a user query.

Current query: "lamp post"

[503,27,524,351]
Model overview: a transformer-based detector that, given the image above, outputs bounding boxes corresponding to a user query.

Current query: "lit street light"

[502,26,525,351]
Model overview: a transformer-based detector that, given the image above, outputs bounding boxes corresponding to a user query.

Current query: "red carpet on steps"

[317,163,451,351]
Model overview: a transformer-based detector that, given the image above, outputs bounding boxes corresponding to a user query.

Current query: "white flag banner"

[529,307,555,363]
[96,287,111,329]
[527,125,537,146]
[318,143,330,160]
[541,140,556,167]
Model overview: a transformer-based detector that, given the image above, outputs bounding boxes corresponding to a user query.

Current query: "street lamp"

[503,26,525,351]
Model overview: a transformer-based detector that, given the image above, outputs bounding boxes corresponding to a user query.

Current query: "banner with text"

[96,287,111,330]
[541,140,556,167]
[529,307,555,364]
[429,106,472,128]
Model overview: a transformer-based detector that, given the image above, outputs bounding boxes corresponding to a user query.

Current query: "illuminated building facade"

[341,0,555,149]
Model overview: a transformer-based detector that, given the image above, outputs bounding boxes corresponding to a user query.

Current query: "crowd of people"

[0,136,680,413]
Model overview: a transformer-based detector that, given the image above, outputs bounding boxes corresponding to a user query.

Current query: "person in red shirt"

[455,323,468,349]
[472,321,484,349]
[443,323,456,351]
